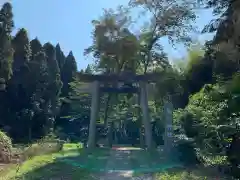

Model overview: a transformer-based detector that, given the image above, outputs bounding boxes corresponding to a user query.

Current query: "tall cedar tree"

[27,51,50,139]
[56,43,65,71]
[57,51,77,127]
[7,28,32,140]
[85,65,92,74]
[43,43,62,133]
[61,51,77,97]
[44,43,62,113]
[12,28,31,71]
[0,2,14,81]
[30,38,42,61]
[0,3,14,129]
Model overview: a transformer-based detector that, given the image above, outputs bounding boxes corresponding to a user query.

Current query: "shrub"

[0,130,12,163]
[22,133,65,160]
[174,135,200,166]
[226,133,240,178]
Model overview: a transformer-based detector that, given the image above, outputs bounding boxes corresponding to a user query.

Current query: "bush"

[226,133,240,178]
[174,135,200,166]
[22,134,65,160]
[0,130,12,163]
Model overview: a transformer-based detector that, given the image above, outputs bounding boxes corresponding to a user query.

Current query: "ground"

[0,143,230,180]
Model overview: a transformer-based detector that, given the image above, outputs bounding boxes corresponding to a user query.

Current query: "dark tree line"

[0,2,78,142]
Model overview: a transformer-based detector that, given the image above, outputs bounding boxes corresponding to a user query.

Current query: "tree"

[200,0,240,78]
[129,0,196,73]
[85,7,139,74]
[43,43,62,133]
[58,51,77,134]
[30,38,42,61]
[12,28,31,72]
[200,0,231,34]
[4,28,32,141]
[0,2,14,81]
[61,51,77,97]
[56,43,65,71]
[27,51,50,140]
[85,65,92,74]
[7,46,44,141]
[184,44,213,94]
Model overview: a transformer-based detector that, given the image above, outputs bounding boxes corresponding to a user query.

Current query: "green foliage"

[55,43,65,70]
[183,45,213,95]
[61,51,77,97]
[0,130,12,163]
[155,171,200,180]
[174,74,240,177]
[30,38,42,60]
[12,28,31,71]
[0,2,14,81]
[0,130,12,149]
[44,43,62,121]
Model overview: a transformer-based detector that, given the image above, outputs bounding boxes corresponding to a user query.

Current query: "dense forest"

[0,0,240,178]
[0,2,78,141]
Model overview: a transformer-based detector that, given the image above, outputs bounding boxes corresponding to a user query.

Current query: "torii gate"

[77,72,173,150]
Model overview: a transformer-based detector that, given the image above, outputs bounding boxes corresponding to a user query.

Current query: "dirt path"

[94,149,154,180]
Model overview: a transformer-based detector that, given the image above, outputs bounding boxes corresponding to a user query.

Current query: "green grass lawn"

[132,167,228,180]
[58,147,111,172]
[3,143,94,180]
[154,167,229,180]
[1,143,231,180]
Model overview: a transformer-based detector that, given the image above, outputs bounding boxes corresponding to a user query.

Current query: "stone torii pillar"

[139,81,152,149]
[87,81,100,149]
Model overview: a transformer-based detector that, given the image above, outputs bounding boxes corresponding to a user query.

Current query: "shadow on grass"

[58,148,183,173]
[7,160,93,180]
[4,148,111,180]
[5,147,187,180]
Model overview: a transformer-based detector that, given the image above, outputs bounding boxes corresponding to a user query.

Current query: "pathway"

[94,147,154,180]
[59,146,182,179]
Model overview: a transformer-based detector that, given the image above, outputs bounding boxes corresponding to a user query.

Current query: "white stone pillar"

[140,82,152,149]
[87,81,100,149]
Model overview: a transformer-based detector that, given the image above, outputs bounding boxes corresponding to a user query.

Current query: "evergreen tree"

[0,2,14,81]
[44,43,60,75]
[57,51,77,130]
[0,2,14,132]
[61,51,77,97]
[56,43,65,71]
[30,38,42,61]
[27,51,50,139]
[7,29,33,141]
[85,65,92,74]
[12,28,31,72]
[43,43,62,133]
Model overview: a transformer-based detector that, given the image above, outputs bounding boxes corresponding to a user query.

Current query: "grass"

[154,171,207,180]
[57,147,111,171]
[2,143,93,180]
[133,167,230,180]
[1,143,233,180]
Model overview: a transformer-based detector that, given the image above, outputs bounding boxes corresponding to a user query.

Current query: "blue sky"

[4,0,215,70]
